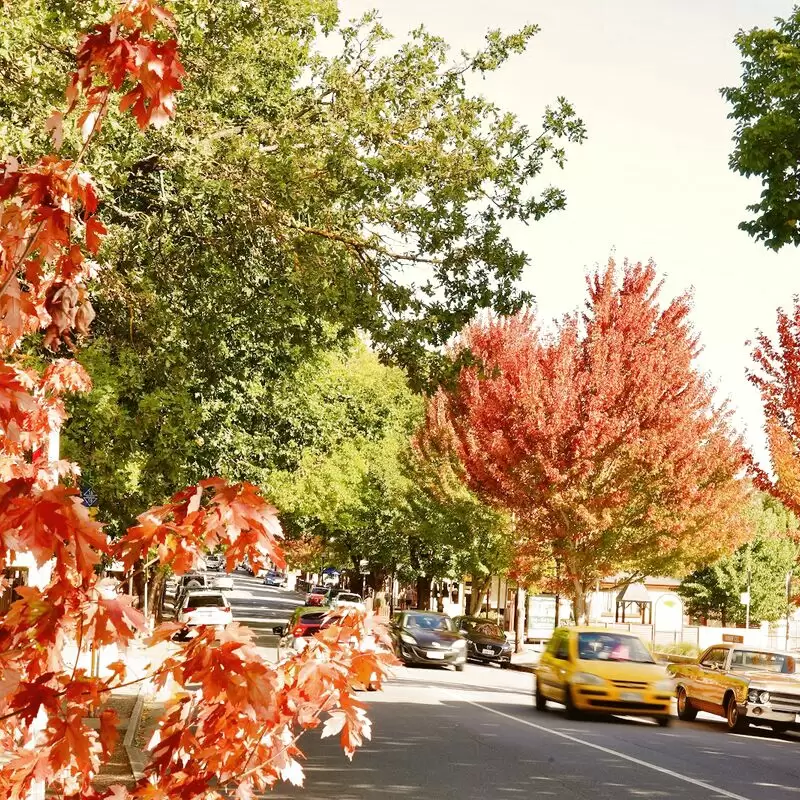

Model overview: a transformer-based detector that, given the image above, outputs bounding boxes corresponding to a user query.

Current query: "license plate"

[482,648,495,656]
[427,652,445,660]
[620,692,642,702]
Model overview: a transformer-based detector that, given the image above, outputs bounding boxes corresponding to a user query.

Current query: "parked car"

[332,592,365,611]
[535,627,673,726]
[453,616,513,668]
[668,643,800,733]
[175,572,215,609]
[391,610,467,671]
[263,570,288,587]
[176,590,232,630]
[305,585,330,606]
[204,554,223,571]
[273,606,327,650]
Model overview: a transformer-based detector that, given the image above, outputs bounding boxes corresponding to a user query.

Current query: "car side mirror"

[272,625,286,636]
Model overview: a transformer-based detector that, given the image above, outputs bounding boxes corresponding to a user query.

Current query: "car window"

[730,649,796,674]
[700,647,728,669]
[337,594,361,603]
[463,620,504,638]
[405,613,455,632]
[577,632,654,663]
[310,587,327,595]
[184,594,226,608]
[299,612,326,624]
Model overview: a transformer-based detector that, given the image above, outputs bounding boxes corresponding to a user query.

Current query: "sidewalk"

[508,642,542,673]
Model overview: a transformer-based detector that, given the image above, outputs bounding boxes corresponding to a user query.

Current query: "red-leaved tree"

[0,3,392,798]
[749,298,800,514]
[419,260,751,621]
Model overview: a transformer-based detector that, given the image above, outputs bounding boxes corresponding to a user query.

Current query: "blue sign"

[80,485,98,508]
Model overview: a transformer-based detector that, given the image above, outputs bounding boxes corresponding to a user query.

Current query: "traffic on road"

[165,568,800,800]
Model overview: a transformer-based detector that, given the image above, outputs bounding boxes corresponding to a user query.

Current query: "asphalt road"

[265,664,800,799]
[186,572,800,799]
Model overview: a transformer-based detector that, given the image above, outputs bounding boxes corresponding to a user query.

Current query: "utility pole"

[786,570,793,650]
[745,568,751,630]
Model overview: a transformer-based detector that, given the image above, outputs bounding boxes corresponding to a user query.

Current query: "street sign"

[80,485,98,508]
[359,559,369,575]
[740,591,750,605]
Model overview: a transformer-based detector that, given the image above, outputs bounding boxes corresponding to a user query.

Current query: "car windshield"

[185,595,225,608]
[310,587,327,595]
[337,594,361,602]
[405,613,455,632]
[730,650,797,674]
[300,612,325,624]
[462,620,504,638]
[577,632,654,663]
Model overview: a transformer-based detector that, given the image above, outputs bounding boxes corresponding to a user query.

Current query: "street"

[204,572,800,800]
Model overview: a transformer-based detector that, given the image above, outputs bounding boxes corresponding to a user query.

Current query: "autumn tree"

[1,0,586,532]
[0,4,392,798]
[722,8,800,250]
[420,260,751,623]
[749,296,800,514]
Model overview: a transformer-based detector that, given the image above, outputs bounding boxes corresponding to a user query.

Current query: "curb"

[123,687,148,782]
[508,662,536,674]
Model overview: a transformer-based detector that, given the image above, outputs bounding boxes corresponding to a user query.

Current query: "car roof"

[183,589,226,597]
[403,610,450,616]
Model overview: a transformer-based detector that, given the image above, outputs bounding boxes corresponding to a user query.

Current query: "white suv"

[177,590,232,629]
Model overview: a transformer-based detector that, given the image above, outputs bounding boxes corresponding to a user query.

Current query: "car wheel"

[500,661,510,670]
[534,682,547,712]
[455,663,465,672]
[726,696,749,734]
[676,687,698,722]
[655,715,672,728]
[563,686,580,720]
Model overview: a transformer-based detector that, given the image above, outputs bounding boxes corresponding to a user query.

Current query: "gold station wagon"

[668,643,800,733]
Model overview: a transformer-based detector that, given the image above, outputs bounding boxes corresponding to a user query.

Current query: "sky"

[338,0,799,467]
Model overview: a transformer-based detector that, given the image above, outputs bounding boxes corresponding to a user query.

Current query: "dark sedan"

[391,610,467,671]
[453,616,513,668]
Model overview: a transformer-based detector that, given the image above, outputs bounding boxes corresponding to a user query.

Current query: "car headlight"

[748,688,770,704]
[501,641,513,651]
[451,639,467,649]
[400,632,417,645]
[653,679,675,692]
[572,672,606,687]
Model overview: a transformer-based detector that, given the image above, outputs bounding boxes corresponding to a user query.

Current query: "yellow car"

[535,627,674,726]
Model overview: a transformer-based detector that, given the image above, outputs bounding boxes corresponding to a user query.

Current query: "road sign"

[80,485,98,508]
[359,559,370,575]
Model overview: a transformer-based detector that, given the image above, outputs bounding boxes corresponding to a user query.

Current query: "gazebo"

[615,582,653,624]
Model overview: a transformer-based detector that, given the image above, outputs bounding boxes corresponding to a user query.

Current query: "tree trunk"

[416,574,432,610]
[572,577,588,625]
[514,587,527,654]
[469,574,490,615]
[151,568,167,623]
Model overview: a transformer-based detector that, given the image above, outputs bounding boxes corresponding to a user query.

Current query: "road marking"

[451,695,752,800]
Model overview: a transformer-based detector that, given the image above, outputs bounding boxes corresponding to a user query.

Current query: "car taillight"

[292,626,304,637]
[183,607,196,613]
[223,606,231,613]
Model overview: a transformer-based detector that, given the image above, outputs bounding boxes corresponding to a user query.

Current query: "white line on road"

[450,694,752,800]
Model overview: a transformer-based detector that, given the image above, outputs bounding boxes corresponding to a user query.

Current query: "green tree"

[722,8,800,249]
[679,494,799,625]
[3,0,585,527]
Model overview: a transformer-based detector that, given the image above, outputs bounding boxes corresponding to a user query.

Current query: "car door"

[696,647,729,708]
[538,629,571,703]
